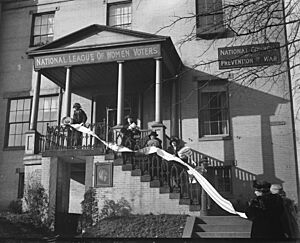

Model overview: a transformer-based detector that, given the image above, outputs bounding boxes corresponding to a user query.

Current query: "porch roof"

[27,24,182,98]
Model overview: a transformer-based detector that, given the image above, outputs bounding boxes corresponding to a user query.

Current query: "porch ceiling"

[41,57,164,98]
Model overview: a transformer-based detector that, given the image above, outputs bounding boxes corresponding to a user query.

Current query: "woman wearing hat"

[245,180,285,239]
[270,184,300,239]
[145,131,162,148]
[72,103,87,147]
[167,136,182,157]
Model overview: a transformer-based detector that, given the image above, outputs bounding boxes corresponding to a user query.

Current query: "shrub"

[24,181,54,231]
[8,199,23,214]
[100,197,132,219]
[80,187,99,230]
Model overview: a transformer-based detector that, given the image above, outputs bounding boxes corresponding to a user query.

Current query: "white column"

[30,70,41,130]
[155,58,162,124]
[64,67,72,118]
[91,98,96,145]
[116,61,124,126]
[57,87,63,126]
[171,79,178,136]
[137,93,143,128]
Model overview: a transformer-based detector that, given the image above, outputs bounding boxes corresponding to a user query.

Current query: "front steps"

[193,216,251,238]
[100,155,252,238]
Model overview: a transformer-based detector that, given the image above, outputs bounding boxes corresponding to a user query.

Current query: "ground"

[0,212,45,239]
[0,212,299,239]
[83,214,188,238]
[0,212,188,239]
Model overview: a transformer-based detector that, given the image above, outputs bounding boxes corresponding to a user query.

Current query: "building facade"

[0,0,299,221]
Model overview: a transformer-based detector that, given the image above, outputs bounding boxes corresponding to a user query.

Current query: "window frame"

[4,97,32,150]
[30,11,55,47]
[198,82,231,140]
[17,172,25,199]
[107,0,132,29]
[4,94,59,150]
[195,0,229,39]
[36,94,59,135]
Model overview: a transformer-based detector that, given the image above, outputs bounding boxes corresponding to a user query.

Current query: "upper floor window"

[196,0,226,39]
[31,12,54,47]
[6,95,58,148]
[108,1,132,29]
[198,85,229,138]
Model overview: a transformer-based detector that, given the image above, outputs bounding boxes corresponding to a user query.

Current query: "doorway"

[106,107,131,142]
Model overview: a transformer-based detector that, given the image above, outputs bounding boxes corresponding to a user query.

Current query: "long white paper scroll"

[70,123,247,219]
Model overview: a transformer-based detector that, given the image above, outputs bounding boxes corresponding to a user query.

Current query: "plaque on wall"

[95,162,113,187]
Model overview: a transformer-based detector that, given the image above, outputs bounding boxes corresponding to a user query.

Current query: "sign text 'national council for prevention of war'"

[34,44,161,69]
[218,42,281,69]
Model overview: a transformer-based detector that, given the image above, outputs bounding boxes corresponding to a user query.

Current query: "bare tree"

[157,0,300,101]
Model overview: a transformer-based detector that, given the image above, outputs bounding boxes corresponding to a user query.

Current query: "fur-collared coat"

[245,193,285,239]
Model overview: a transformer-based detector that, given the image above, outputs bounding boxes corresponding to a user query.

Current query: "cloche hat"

[253,180,271,192]
[73,103,81,108]
[148,131,158,138]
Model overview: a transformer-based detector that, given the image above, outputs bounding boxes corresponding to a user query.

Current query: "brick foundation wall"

[93,158,198,216]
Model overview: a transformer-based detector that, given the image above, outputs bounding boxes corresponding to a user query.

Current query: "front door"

[105,107,131,142]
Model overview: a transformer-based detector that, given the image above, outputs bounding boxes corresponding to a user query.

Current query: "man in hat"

[245,180,285,239]
[72,103,87,147]
[145,131,162,148]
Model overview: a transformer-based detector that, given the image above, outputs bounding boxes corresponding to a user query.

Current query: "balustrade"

[39,122,233,212]
[42,122,107,152]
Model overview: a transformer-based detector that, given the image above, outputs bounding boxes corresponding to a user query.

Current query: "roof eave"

[27,37,167,56]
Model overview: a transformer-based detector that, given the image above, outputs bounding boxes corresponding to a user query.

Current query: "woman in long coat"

[245,180,286,239]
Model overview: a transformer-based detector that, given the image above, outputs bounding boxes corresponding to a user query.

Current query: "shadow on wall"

[229,82,288,184]
[179,67,290,207]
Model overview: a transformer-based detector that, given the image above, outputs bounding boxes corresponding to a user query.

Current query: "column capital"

[154,57,162,60]
[64,65,72,69]
[117,60,125,64]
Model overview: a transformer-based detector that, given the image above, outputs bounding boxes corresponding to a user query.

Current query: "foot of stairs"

[189,216,251,238]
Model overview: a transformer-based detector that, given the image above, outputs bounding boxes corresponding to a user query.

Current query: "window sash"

[199,91,229,137]
[32,12,54,46]
[6,95,58,147]
[108,2,132,29]
[196,0,224,32]
[7,98,31,147]
[37,96,58,135]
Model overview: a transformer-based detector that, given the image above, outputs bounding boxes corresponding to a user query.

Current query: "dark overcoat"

[245,193,285,239]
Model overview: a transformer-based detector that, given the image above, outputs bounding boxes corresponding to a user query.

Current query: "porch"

[22,25,237,227]
[25,25,182,156]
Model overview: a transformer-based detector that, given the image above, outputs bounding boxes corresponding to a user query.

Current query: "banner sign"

[34,44,161,69]
[70,122,247,219]
[218,42,281,69]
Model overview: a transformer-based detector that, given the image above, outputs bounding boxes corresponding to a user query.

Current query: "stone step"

[197,216,250,225]
[194,231,251,238]
[196,224,251,232]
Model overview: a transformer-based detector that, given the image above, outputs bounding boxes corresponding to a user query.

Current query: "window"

[7,98,31,147]
[196,0,225,38]
[31,12,54,46]
[37,96,58,135]
[108,1,132,29]
[208,166,232,194]
[199,86,229,137]
[6,95,58,148]
[17,172,24,199]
